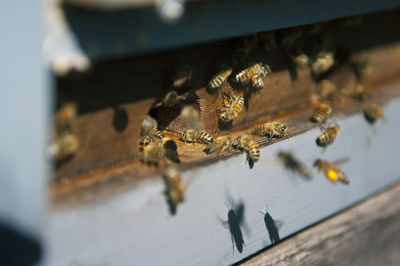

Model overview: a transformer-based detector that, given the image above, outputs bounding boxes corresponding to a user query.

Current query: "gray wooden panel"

[45,97,400,266]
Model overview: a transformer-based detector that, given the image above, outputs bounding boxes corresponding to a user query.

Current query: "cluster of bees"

[50,20,385,215]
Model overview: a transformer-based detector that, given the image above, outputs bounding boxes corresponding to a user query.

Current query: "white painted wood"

[45,97,400,266]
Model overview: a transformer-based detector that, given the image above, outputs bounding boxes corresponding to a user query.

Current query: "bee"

[217,91,245,123]
[258,31,277,51]
[181,105,200,131]
[208,65,233,91]
[350,54,371,80]
[48,133,79,162]
[316,123,340,147]
[311,51,334,75]
[310,103,332,123]
[161,91,180,107]
[277,151,312,179]
[163,165,186,207]
[234,135,260,169]
[140,115,158,136]
[139,135,153,147]
[318,79,340,100]
[172,65,192,88]
[142,143,166,165]
[203,136,231,155]
[234,62,271,89]
[139,128,164,148]
[56,102,77,133]
[313,159,349,184]
[182,129,213,143]
[351,83,370,102]
[363,103,383,124]
[291,49,309,69]
[257,121,288,139]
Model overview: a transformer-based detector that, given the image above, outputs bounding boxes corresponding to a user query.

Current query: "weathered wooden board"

[241,182,400,266]
[45,95,400,266]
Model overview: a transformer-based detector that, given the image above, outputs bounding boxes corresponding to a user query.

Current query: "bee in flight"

[316,123,340,147]
[351,83,370,102]
[56,102,77,133]
[311,51,334,75]
[318,79,341,101]
[291,49,309,69]
[313,158,350,184]
[172,65,192,88]
[163,165,186,215]
[234,62,271,90]
[363,103,384,124]
[181,106,213,144]
[216,91,245,123]
[256,121,288,140]
[277,151,312,179]
[142,137,180,165]
[310,103,332,123]
[203,136,231,155]
[208,64,233,91]
[233,135,260,169]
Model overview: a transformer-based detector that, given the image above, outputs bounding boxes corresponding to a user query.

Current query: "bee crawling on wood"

[313,158,350,184]
[208,63,233,91]
[363,103,384,124]
[310,103,332,123]
[256,121,288,140]
[203,136,231,155]
[234,62,271,90]
[180,106,213,144]
[316,123,340,147]
[233,135,260,169]
[163,165,186,215]
[216,91,245,123]
[139,115,164,149]
[277,151,312,179]
[311,51,335,75]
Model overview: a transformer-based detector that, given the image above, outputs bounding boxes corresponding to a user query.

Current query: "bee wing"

[333,157,350,166]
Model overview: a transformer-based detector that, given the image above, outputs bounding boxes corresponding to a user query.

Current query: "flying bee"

[363,103,383,124]
[182,129,213,144]
[277,151,312,179]
[181,105,201,131]
[313,159,350,184]
[258,31,277,51]
[208,65,233,91]
[56,102,77,133]
[350,54,371,80]
[316,123,340,147]
[217,91,245,123]
[351,83,370,102]
[203,136,231,155]
[290,49,309,69]
[310,103,332,123]
[234,135,260,169]
[257,121,288,139]
[142,143,165,165]
[318,79,340,100]
[163,165,186,212]
[311,51,334,75]
[234,62,271,89]
[172,65,192,88]
[48,133,79,162]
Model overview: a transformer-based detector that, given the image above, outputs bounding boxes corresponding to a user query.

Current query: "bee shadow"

[112,105,129,133]
[260,205,282,244]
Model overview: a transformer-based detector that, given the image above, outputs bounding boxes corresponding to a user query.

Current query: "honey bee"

[181,105,200,131]
[142,143,165,165]
[203,136,231,155]
[363,103,383,124]
[139,135,153,147]
[217,91,245,123]
[140,115,158,136]
[291,49,309,69]
[234,62,271,89]
[163,165,186,208]
[351,83,370,102]
[257,122,288,140]
[277,151,312,179]
[208,65,233,91]
[56,102,77,133]
[48,133,79,162]
[318,79,340,100]
[350,54,371,80]
[172,65,192,88]
[234,135,260,169]
[139,128,164,148]
[311,51,334,75]
[316,123,340,147]
[310,103,332,123]
[182,129,213,143]
[258,31,277,51]
[161,91,180,107]
[313,159,349,184]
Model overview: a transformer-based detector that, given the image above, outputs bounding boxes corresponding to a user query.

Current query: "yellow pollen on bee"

[327,170,338,182]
